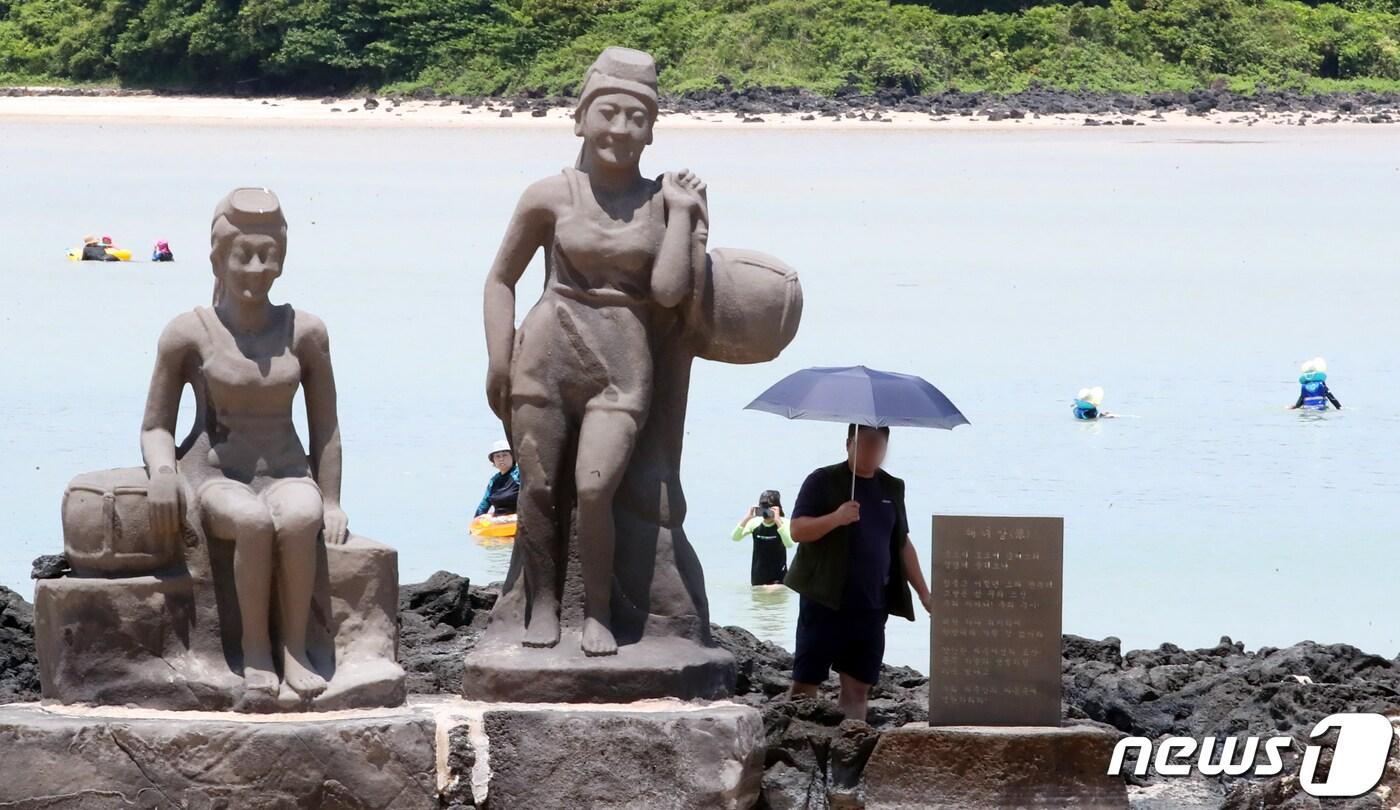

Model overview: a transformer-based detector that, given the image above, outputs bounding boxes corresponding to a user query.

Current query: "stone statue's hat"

[212,187,286,234]
[577,47,659,116]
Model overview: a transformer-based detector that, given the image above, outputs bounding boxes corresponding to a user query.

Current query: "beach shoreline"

[3,88,1399,131]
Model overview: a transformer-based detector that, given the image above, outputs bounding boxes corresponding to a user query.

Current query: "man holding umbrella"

[745,365,966,720]
[785,424,932,719]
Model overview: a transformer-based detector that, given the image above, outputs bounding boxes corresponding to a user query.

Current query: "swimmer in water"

[1072,387,1114,420]
[1291,358,1342,411]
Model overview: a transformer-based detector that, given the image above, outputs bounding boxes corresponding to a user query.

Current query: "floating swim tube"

[470,512,517,539]
[67,247,133,262]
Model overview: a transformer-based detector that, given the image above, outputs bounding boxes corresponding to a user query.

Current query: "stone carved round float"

[62,467,182,576]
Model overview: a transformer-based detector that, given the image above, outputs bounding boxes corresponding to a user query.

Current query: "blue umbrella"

[745,365,969,496]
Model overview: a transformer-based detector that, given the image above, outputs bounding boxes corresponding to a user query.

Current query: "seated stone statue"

[35,189,404,712]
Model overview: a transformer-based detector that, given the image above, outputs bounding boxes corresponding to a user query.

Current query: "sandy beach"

[2,90,1391,131]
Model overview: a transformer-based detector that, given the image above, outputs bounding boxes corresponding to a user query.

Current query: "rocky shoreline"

[5,571,1400,808]
[5,84,1400,126]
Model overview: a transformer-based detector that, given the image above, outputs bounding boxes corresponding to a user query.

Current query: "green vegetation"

[2,0,1400,95]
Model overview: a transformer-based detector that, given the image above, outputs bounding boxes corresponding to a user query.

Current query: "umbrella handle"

[849,434,857,500]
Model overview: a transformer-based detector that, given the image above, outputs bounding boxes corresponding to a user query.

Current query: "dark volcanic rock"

[397,570,494,694]
[442,722,477,807]
[28,554,68,580]
[0,586,39,703]
[714,624,794,701]
[1066,633,1124,666]
[1064,635,1400,741]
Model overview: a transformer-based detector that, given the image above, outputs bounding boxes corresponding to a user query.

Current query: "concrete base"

[0,697,764,809]
[862,723,1129,810]
[0,701,437,809]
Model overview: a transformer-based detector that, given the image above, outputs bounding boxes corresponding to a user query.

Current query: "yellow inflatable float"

[470,512,517,540]
[67,247,133,262]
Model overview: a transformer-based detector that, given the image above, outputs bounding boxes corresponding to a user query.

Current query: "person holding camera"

[732,490,793,586]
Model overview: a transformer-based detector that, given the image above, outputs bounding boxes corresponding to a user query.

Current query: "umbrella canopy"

[744,365,969,430]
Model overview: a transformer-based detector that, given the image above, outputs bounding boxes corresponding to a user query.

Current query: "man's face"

[491,451,514,472]
[848,429,888,471]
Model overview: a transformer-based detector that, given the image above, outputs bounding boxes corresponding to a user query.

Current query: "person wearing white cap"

[1291,358,1342,411]
[475,440,521,517]
[1072,386,1114,420]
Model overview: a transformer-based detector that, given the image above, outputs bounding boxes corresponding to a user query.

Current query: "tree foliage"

[3,0,1400,92]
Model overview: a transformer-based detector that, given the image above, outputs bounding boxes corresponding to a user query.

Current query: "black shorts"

[792,597,887,687]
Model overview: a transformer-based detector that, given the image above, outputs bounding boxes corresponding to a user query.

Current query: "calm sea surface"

[2,119,1398,670]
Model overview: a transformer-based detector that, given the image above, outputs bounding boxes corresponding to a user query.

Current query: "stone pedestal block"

[0,697,765,810]
[35,535,405,712]
[862,723,1129,810]
[0,702,437,809]
[471,702,764,809]
[461,632,735,704]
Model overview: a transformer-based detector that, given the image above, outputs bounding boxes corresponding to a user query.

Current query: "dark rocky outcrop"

[4,85,1400,124]
[1062,634,1400,742]
[397,570,495,695]
[28,554,68,580]
[0,586,39,703]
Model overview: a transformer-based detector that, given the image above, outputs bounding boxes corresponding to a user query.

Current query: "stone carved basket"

[62,467,182,576]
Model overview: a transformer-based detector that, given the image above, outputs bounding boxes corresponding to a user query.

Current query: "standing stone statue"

[465,47,803,702]
[35,188,404,712]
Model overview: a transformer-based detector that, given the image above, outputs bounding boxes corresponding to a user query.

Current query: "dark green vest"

[783,461,915,621]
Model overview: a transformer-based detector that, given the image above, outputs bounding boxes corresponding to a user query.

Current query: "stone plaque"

[929,515,1063,726]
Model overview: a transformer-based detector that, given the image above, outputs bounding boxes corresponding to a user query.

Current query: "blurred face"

[847,429,888,473]
[491,451,514,472]
[214,230,284,303]
[575,92,653,169]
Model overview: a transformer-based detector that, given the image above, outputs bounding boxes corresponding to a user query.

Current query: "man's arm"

[1327,389,1342,409]
[902,536,931,613]
[791,502,859,543]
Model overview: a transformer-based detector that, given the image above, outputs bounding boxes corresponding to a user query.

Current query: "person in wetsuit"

[1291,358,1342,411]
[80,235,118,261]
[475,440,521,517]
[732,490,793,585]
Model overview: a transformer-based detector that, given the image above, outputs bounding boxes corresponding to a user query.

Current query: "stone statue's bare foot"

[282,647,327,699]
[522,609,560,648]
[581,617,617,657]
[243,650,279,696]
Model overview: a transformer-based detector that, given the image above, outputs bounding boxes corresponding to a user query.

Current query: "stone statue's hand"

[323,503,349,546]
[147,466,183,540]
[662,169,707,215]
[486,363,512,421]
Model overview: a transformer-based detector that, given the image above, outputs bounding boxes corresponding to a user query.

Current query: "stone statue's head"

[573,47,659,170]
[210,187,288,307]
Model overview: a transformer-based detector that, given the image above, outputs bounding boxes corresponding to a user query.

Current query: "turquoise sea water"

[1,119,1398,670]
